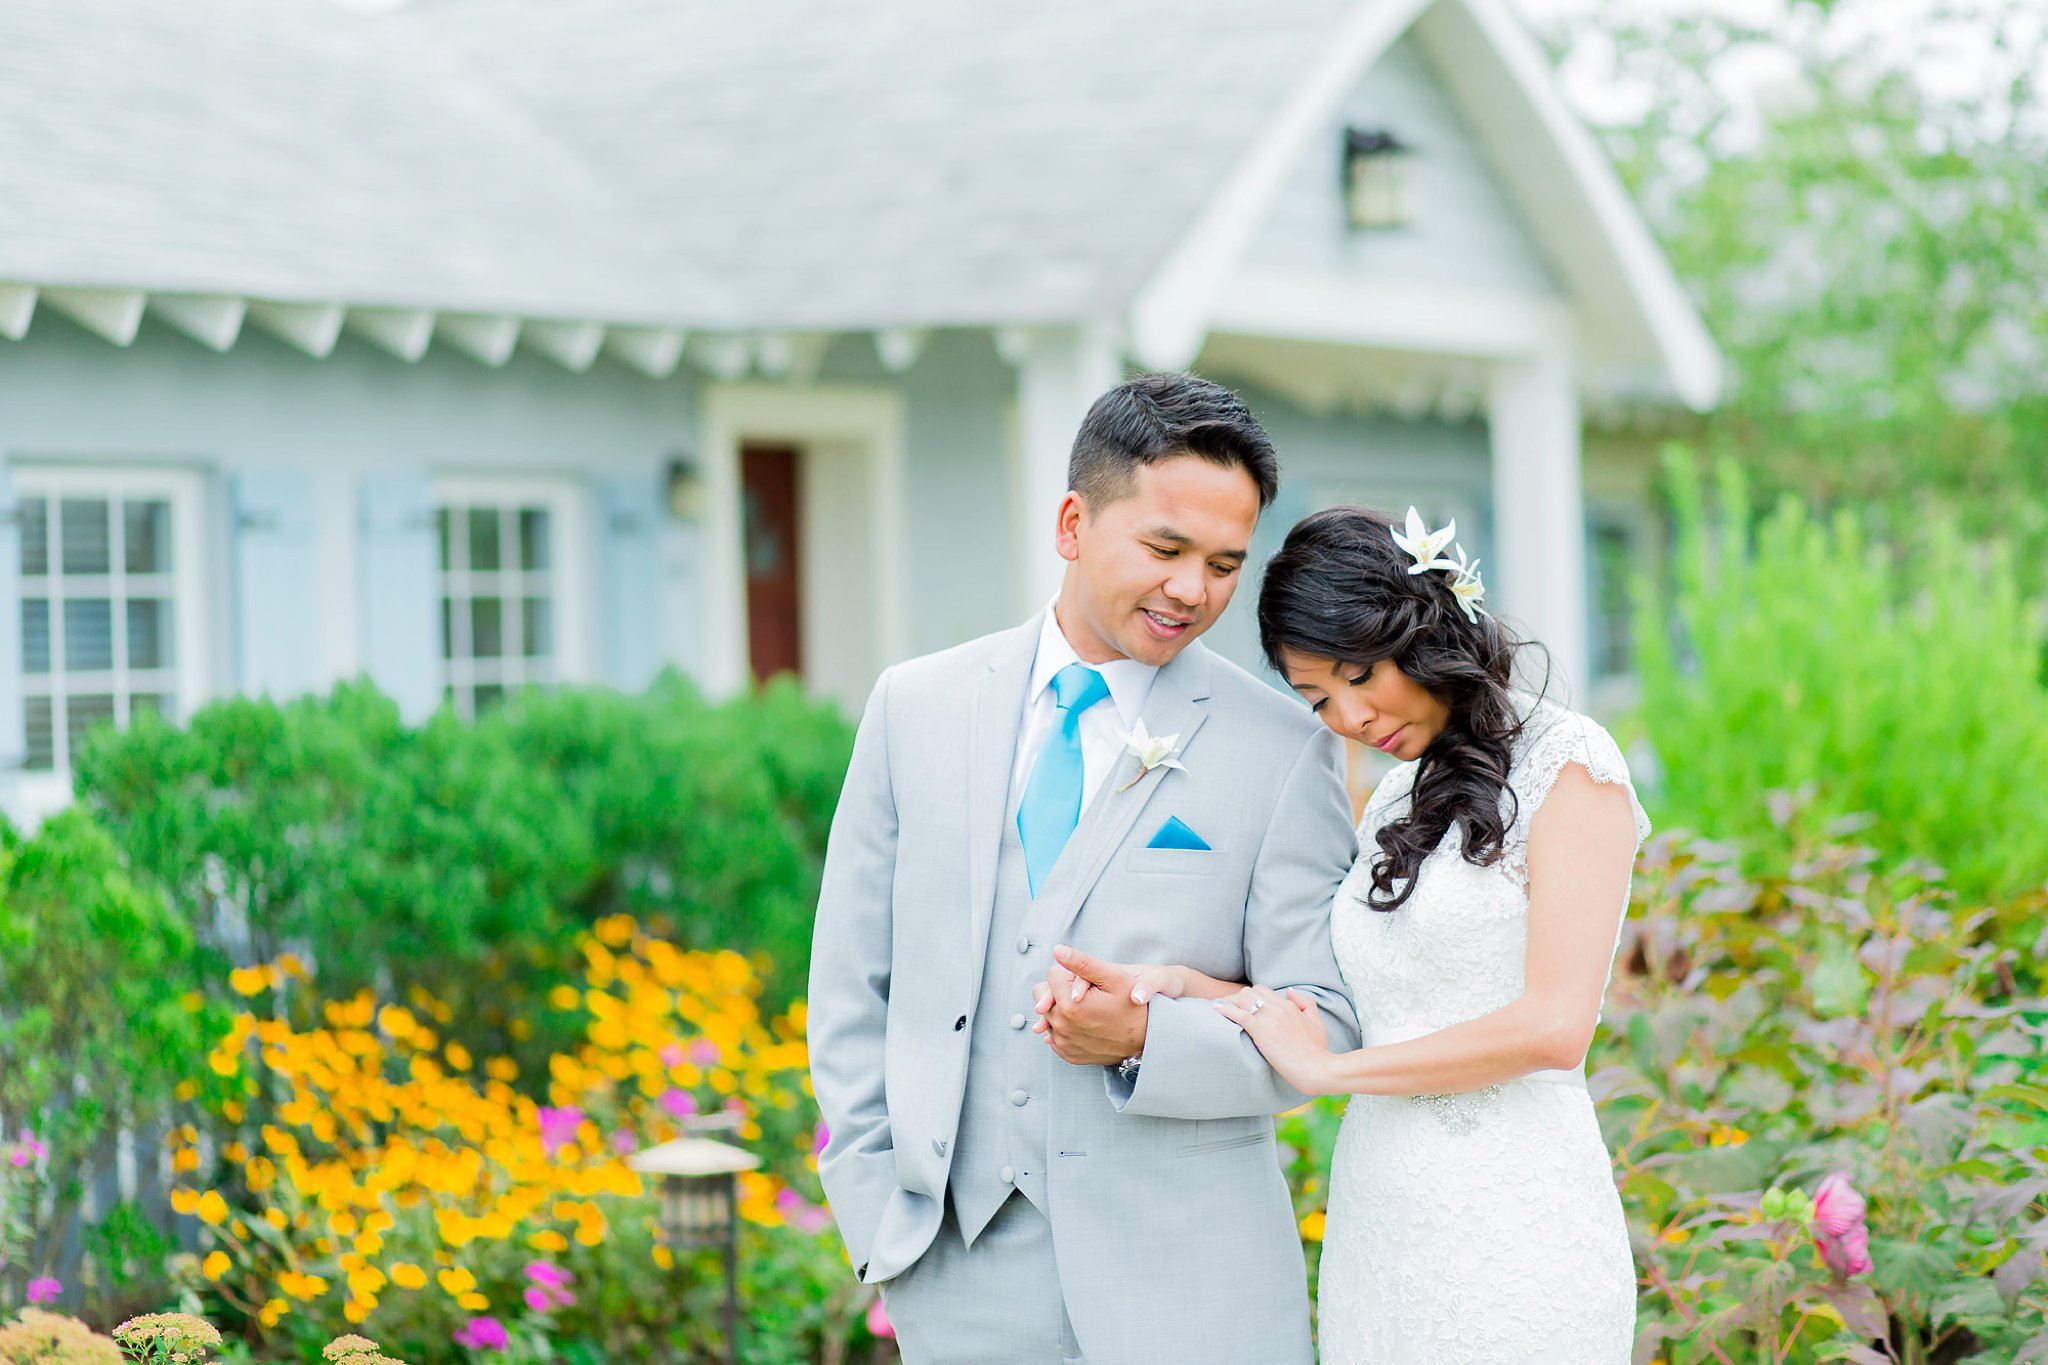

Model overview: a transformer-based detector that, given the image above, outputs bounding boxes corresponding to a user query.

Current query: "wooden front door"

[741,444,803,683]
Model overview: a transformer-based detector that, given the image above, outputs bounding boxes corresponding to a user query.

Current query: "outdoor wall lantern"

[665,452,705,520]
[630,1131,761,1365]
[1343,127,1423,229]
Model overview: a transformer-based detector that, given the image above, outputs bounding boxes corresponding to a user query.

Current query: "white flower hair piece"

[1445,544,1488,625]
[1390,506,1458,576]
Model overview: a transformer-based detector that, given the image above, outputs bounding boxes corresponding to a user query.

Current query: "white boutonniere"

[1116,720,1187,793]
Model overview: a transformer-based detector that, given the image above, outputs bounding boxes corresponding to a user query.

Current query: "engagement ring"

[1248,998,1265,1015]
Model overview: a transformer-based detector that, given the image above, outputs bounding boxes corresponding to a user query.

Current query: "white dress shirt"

[1009,603,1161,815]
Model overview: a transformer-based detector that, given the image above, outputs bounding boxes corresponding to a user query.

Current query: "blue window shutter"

[232,471,321,699]
[0,460,24,769]
[358,473,440,722]
[595,474,665,692]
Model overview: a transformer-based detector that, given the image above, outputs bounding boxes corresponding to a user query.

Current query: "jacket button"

[1010,1089,1029,1107]
[999,1165,1016,1184]
[1009,1013,1027,1029]
[932,1138,948,1157]
[953,1015,966,1031]
[1016,935,1031,954]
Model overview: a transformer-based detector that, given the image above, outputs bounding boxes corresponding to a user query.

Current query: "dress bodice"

[1332,694,1651,1039]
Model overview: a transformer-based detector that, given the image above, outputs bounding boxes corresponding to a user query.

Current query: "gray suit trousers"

[882,1193,1083,1365]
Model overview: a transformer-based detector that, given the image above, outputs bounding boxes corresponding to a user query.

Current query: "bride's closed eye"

[1309,664,1374,713]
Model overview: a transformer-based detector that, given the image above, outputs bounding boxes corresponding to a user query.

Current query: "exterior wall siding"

[1242,37,1562,299]
[0,313,704,816]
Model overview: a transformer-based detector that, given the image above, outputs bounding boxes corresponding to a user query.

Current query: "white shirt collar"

[1028,600,1159,730]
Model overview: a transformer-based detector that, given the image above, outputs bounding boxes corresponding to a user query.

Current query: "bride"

[1123,505,1647,1362]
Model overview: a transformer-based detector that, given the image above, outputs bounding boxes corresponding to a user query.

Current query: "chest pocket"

[1126,847,1224,875]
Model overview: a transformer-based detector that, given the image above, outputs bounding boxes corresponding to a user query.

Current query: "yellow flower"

[390,1263,428,1290]
[202,1251,231,1280]
[229,966,270,997]
[1299,1211,1327,1242]
[651,1245,674,1269]
[258,1298,288,1328]
[196,1191,229,1226]
[277,1270,329,1300]
[437,1267,477,1296]
[527,1230,569,1253]
[1708,1123,1750,1148]
[456,1292,490,1311]
[171,1188,200,1215]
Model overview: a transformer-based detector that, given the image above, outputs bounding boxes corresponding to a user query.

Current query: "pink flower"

[658,1089,698,1121]
[26,1276,61,1305]
[865,1295,894,1340]
[522,1287,549,1313]
[536,1106,584,1155]
[523,1261,571,1289]
[689,1040,720,1066]
[454,1316,508,1351]
[610,1130,639,1154]
[1811,1172,1873,1276]
[7,1149,27,1169]
[659,1043,686,1067]
[775,1187,833,1234]
[813,1122,830,1155]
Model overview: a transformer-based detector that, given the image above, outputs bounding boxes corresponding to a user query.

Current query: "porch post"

[1010,324,1123,616]
[1487,351,1590,699]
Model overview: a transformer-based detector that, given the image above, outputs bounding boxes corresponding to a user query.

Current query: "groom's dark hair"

[1068,373,1279,511]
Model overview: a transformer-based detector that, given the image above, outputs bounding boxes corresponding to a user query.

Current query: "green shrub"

[1604,830,2047,1364]
[0,810,224,1311]
[70,674,854,1041]
[1630,448,2048,910]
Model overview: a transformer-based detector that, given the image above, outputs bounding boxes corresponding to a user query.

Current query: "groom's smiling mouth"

[1140,607,1193,638]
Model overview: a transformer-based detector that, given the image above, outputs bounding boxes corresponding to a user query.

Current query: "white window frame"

[430,475,591,719]
[12,463,208,805]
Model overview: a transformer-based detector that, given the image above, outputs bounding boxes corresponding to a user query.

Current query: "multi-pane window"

[436,483,582,719]
[15,469,201,773]
[1588,516,1638,680]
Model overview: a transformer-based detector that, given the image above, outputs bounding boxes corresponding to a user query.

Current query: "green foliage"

[0,810,223,1301]
[1602,832,2048,1364]
[1558,0,2048,589]
[70,674,854,1044]
[1631,448,2048,910]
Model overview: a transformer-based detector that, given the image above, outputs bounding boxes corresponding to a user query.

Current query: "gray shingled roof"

[0,0,1362,329]
[0,0,730,323]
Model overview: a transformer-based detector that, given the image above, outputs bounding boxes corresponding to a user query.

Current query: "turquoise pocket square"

[1146,816,1210,851]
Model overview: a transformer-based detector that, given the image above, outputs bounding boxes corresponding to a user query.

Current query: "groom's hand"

[1033,946,1147,1067]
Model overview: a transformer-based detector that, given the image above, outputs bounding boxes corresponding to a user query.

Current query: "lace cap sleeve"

[1509,705,1651,857]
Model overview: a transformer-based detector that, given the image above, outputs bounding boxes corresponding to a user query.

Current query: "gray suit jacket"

[808,615,1360,1357]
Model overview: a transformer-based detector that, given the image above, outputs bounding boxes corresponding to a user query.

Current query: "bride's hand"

[1127,964,1191,1004]
[1213,986,1334,1096]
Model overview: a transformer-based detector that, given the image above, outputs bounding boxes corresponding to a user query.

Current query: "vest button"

[953,1015,966,1031]
[1009,1013,1027,1029]
[932,1138,948,1157]
[1010,1089,1029,1107]
[999,1165,1016,1184]
[1015,935,1031,954]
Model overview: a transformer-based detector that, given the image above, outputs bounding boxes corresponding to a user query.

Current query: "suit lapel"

[964,616,1039,1015]
[1048,643,1213,943]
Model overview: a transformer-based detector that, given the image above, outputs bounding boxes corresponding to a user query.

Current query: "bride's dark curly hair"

[1257,505,1535,912]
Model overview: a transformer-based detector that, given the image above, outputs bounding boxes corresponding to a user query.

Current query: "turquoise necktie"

[1017,662,1112,896]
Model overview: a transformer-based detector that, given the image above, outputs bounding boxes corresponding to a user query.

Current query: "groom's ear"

[1053,490,1088,563]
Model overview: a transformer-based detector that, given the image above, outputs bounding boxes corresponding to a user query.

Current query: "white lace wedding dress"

[1315,695,1648,1364]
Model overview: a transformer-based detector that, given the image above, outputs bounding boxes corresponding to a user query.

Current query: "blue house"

[0,0,1718,824]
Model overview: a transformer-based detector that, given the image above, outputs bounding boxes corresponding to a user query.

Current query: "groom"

[808,373,1359,1364]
